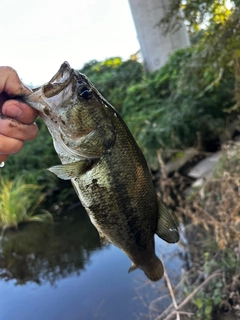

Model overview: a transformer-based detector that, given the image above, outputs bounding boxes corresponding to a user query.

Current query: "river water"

[0,206,187,320]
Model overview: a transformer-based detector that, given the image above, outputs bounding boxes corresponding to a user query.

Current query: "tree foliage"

[159,0,240,109]
[159,0,235,32]
[80,57,143,111]
[121,49,234,167]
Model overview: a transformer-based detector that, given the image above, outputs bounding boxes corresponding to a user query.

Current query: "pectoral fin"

[48,160,93,180]
[156,198,179,243]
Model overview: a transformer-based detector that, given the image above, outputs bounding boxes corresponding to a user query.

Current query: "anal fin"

[128,262,137,274]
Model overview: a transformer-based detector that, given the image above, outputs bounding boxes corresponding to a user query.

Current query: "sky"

[1,0,140,85]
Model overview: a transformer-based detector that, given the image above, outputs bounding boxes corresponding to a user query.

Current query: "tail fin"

[142,256,164,282]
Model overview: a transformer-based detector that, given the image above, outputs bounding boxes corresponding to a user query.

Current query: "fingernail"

[5,104,23,118]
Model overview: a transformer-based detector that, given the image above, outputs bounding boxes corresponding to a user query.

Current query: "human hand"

[0,66,38,163]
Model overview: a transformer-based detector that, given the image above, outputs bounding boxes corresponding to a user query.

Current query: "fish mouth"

[43,61,73,98]
[25,61,73,112]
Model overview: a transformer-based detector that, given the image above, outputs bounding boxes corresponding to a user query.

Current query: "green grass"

[0,176,52,231]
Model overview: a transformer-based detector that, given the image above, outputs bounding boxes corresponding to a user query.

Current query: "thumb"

[0,66,32,96]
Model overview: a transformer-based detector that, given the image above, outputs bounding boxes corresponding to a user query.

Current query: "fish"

[24,61,179,281]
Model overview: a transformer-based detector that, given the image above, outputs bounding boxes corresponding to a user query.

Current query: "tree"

[158,0,240,109]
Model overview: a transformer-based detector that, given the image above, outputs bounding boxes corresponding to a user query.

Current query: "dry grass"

[158,142,240,249]
[152,143,240,319]
[181,142,240,249]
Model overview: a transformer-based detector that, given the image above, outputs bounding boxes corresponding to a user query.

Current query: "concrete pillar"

[128,0,190,72]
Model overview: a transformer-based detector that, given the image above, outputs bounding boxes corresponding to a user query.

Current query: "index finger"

[2,99,38,124]
[0,66,31,96]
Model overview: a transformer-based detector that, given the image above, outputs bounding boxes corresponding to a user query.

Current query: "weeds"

[0,176,52,233]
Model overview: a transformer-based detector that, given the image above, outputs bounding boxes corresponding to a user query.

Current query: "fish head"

[25,61,116,162]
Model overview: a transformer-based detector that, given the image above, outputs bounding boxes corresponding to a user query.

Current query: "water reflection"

[0,207,188,320]
[0,206,102,285]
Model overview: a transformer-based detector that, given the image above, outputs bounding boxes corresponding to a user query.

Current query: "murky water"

[0,207,186,320]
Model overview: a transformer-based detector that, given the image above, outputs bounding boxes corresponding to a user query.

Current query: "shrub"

[121,49,235,167]
[80,57,144,111]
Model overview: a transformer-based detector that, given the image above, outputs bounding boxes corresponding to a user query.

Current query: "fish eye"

[79,86,93,100]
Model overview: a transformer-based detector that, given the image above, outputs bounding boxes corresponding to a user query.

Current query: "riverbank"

[154,141,240,319]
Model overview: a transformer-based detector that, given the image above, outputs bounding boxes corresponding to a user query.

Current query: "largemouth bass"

[25,62,179,281]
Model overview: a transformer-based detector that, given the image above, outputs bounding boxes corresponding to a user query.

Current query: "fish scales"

[75,112,157,242]
[24,62,179,281]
